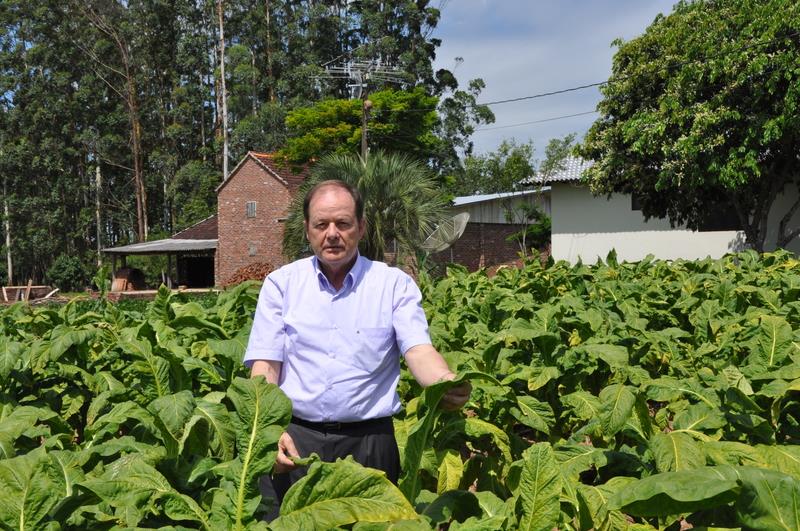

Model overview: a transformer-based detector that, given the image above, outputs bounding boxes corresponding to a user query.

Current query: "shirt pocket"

[350,326,394,373]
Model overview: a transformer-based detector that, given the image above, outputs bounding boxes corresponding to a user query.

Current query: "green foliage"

[579,0,800,251]
[273,458,417,530]
[46,254,91,292]
[279,88,440,165]
[169,161,220,231]
[3,251,800,528]
[454,139,536,196]
[0,0,457,283]
[409,249,800,528]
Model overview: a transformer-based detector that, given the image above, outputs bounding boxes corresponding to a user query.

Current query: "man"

[244,179,470,517]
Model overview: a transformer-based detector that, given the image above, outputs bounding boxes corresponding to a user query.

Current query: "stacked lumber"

[222,262,274,286]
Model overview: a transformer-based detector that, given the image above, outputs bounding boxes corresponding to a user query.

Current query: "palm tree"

[282,151,448,262]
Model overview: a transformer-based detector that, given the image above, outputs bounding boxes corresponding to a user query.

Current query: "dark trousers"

[260,416,400,521]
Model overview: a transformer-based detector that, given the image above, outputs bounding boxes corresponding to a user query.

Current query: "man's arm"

[250,359,282,384]
[405,344,471,411]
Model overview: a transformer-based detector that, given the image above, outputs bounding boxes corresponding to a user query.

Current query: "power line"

[478,29,800,107]
[474,110,598,132]
[480,84,605,107]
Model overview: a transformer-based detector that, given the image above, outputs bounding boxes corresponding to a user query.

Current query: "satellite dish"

[421,212,470,253]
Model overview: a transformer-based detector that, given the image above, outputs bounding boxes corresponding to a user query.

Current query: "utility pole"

[361,99,371,159]
[321,59,406,160]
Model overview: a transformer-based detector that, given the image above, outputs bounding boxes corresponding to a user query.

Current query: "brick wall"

[429,222,525,270]
[216,159,292,285]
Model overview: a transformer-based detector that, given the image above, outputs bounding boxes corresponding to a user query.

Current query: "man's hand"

[436,371,471,411]
[274,431,300,474]
[441,380,472,411]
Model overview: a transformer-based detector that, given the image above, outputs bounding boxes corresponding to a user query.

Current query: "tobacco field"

[1,250,800,530]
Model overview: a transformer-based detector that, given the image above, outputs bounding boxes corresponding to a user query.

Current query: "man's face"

[305,186,366,271]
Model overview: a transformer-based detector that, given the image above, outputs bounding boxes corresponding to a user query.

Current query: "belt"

[290,415,391,432]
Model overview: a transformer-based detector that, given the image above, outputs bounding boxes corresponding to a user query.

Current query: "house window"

[246,201,257,218]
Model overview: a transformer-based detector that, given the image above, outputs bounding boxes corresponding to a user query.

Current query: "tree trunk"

[80,4,148,242]
[777,179,800,248]
[3,178,12,285]
[199,72,207,158]
[250,48,257,116]
[216,0,230,180]
[95,164,102,267]
[265,0,275,102]
[129,92,147,241]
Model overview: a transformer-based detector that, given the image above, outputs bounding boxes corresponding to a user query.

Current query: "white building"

[549,157,800,263]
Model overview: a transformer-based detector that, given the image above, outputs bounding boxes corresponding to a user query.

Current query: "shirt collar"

[312,253,365,293]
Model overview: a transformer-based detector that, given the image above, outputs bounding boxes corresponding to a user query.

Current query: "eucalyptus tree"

[282,151,448,262]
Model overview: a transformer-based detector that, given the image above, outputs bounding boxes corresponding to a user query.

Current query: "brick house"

[214,152,309,286]
[104,151,545,288]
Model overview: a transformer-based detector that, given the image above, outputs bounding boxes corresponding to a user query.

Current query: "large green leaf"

[599,384,636,437]
[420,489,482,526]
[561,391,602,421]
[582,343,629,370]
[754,445,800,480]
[182,394,237,461]
[119,337,172,399]
[645,377,717,407]
[46,324,96,365]
[79,453,210,529]
[0,406,60,459]
[607,465,740,516]
[510,395,554,435]
[576,477,638,531]
[554,444,608,479]
[746,315,793,368]
[399,371,495,503]
[649,432,705,473]
[736,466,800,530]
[271,457,417,530]
[223,376,291,528]
[436,450,464,494]
[463,417,511,462]
[0,336,23,379]
[352,520,430,530]
[0,447,66,530]
[514,443,561,531]
[672,403,726,440]
[83,401,160,447]
[147,390,196,457]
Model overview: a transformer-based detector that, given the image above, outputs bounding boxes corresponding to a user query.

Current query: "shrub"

[46,254,90,292]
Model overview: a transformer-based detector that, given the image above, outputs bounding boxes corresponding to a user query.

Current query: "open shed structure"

[102,215,218,289]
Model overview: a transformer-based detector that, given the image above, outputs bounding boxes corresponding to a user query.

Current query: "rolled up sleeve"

[392,274,432,356]
[243,272,287,367]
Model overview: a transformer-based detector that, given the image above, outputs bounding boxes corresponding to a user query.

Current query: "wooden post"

[167,254,173,288]
[24,279,32,301]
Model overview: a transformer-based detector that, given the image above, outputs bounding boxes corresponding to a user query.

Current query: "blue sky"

[431,0,676,157]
